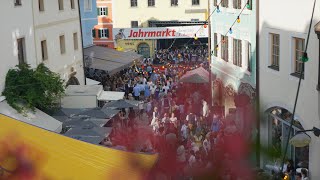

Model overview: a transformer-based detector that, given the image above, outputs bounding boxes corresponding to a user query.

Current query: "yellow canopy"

[0,114,158,179]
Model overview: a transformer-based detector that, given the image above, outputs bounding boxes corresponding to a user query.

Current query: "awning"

[0,100,62,133]
[0,114,158,179]
[84,46,143,75]
[98,91,125,101]
[86,78,101,85]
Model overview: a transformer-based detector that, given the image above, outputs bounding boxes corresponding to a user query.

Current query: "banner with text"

[113,26,208,40]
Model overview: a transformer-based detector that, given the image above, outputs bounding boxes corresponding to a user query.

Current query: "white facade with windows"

[0,1,36,92]
[259,0,320,178]
[0,0,84,93]
[32,0,84,84]
[113,0,209,28]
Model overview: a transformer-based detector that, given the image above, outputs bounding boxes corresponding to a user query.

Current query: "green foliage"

[2,63,65,114]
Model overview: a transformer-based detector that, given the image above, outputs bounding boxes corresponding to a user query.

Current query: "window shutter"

[97,8,100,16]
[243,40,249,70]
[98,30,102,38]
[106,29,109,38]
[106,7,108,16]
[92,29,96,38]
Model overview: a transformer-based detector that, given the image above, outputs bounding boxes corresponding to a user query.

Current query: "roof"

[0,100,62,133]
[65,85,103,96]
[0,114,158,179]
[84,46,143,75]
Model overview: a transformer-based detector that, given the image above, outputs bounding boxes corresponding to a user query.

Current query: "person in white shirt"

[162,83,170,94]
[202,99,209,118]
[150,84,157,96]
[180,120,189,141]
[188,150,196,168]
[170,112,178,128]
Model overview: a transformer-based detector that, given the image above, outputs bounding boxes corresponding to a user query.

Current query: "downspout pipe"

[77,0,87,85]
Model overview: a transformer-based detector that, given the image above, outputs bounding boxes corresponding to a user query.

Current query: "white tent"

[0,99,62,133]
[97,91,125,101]
[86,78,101,85]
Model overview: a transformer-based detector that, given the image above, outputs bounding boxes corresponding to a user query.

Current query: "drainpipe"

[255,0,261,168]
[208,0,212,107]
[316,32,320,91]
[77,0,87,85]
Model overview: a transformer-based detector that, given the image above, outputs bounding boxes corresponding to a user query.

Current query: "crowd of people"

[95,46,257,179]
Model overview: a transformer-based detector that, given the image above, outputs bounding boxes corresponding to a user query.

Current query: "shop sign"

[113,26,208,40]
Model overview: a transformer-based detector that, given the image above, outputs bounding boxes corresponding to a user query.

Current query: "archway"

[137,43,150,58]
[264,107,309,172]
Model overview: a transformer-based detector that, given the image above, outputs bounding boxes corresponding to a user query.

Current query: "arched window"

[266,107,309,172]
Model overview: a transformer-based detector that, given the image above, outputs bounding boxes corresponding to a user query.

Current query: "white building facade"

[113,0,209,28]
[0,0,36,92]
[0,0,84,93]
[259,0,320,178]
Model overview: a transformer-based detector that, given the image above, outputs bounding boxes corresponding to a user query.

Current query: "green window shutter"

[106,7,108,16]
[106,29,109,38]
[97,8,100,16]
[92,29,96,38]
[98,30,102,38]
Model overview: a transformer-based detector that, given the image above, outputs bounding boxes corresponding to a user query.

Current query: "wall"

[113,0,209,28]
[79,0,98,47]
[0,1,36,92]
[94,0,115,48]
[32,0,85,84]
[210,0,257,91]
[259,0,320,178]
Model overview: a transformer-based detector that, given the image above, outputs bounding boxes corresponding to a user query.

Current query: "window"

[247,0,252,10]
[131,21,138,28]
[131,0,137,7]
[221,35,228,61]
[41,40,48,61]
[213,0,217,6]
[192,0,199,5]
[171,0,178,6]
[247,42,251,72]
[59,35,66,54]
[267,108,309,171]
[293,37,305,75]
[70,0,75,9]
[213,33,218,57]
[92,29,96,38]
[14,0,22,6]
[221,0,228,7]
[58,0,64,10]
[98,7,108,16]
[39,0,44,11]
[17,38,26,65]
[233,39,242,67]
[73,33,78,50]
[84,0,92,11]
[233,0,241,9]
[270,33,280,70]
[148,0,155,6]
[98,29,109,38]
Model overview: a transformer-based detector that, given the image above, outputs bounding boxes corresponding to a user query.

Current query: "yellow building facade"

[112,0,209,57]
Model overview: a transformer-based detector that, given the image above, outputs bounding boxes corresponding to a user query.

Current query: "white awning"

[97,91,125,101]
[0,100,62,133]
[86,78,101,85]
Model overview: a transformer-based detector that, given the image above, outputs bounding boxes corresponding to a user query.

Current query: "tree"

[2,63,65,114]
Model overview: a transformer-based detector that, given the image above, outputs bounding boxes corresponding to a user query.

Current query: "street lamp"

[289,127,320,147]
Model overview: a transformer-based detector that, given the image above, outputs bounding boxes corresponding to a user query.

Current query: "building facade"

[79,0,98,47]
[33,0,85,84]
[210,0,256,114]
[0,0,84,93]
[112,0,210,56]
[0,0,36,92]
[93,0,115,48]
[259,0,320,178]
